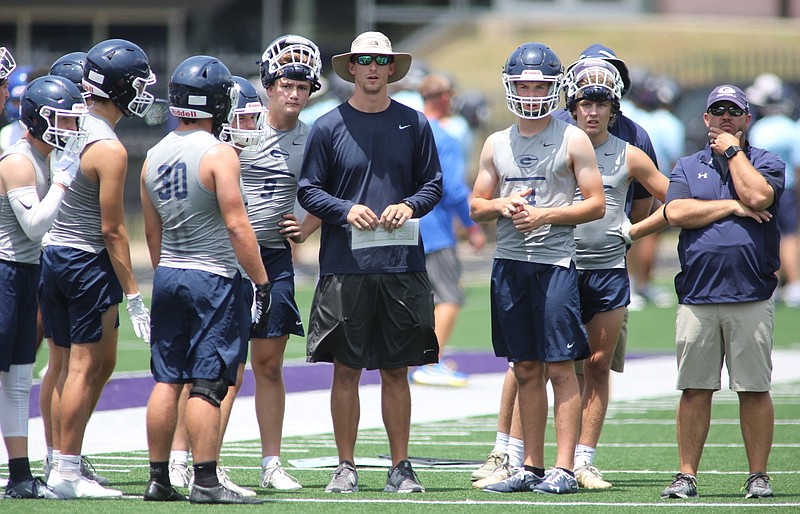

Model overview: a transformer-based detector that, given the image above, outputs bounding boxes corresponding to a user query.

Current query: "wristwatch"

[724,145,742,159]
[402,200,414,214]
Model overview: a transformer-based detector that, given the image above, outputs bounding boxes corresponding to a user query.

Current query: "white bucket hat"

[332,31,412,84]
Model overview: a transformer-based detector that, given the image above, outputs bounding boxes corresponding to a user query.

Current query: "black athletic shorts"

[306,272,439,370]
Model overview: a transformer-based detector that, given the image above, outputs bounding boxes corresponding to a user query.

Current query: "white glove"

[51,150,82,188]
[126,292,151,343]
[621,218,633,246]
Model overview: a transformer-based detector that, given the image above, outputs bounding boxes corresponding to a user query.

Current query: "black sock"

[557,467,575,477]
[149,461,170,487]
[523,465,546,478]
[8,457,33,483]
[193,461,219,488]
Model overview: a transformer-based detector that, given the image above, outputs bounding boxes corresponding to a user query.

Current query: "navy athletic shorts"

[40,246,122,348]
[490,259,589,363]
[0,260,40,371]
[577,268,630,324]
[250,244,304,340]
[150,267,242,385]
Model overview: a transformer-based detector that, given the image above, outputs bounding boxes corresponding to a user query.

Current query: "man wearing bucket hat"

[298,31,442,494]
[660,84,783,500]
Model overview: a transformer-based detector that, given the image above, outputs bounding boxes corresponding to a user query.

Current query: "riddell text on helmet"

[170,108,199,118]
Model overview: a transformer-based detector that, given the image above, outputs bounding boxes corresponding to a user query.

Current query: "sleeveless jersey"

[573,135,629,270]
[239,120,309,248]
[0,138,49,264]
[47,113,118,253]
[492,119,579,267]
[144,129,241,278]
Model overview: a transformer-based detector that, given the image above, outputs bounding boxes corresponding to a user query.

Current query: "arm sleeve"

[405,117,443,218]
[7,185,65,243]
[297,123,354,225]
[665,159,691,204]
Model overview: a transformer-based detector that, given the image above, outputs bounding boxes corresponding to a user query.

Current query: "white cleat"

[169,461,192,488]
[261,461,302,491]
[47,471,123,498]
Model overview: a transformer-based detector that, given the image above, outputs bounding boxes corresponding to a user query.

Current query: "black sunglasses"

[352,55,393,66]
[707,105,746,117]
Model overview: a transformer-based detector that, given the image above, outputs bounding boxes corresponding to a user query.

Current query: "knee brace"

[0,364,33,437]
[188,377,228,407]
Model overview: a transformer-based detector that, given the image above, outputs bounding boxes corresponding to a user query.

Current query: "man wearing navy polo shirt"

[660,85,784,501]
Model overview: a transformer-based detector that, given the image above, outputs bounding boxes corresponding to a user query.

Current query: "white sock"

[170,450,189,466]
[507,436,524,468]
[492,432,509,454]
[262,456,280,468]
[59,454,81,481]
[46,447,53,462]
[575,444,596,468]
[52,449,61,470]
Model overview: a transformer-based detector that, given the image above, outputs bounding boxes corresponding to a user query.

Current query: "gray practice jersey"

[0,138,49,264]
[144,129,242,278]
[573,135,629,270]
[47,113,118,253]
[239,120,309,248]
[492,119,580,267]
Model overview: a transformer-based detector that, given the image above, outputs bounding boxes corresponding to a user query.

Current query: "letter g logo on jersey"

[514,154,539,168]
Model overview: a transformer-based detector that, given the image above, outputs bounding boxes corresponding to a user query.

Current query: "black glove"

[252,282,272,333]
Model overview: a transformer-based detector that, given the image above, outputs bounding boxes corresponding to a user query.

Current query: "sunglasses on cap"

[707,104,745,117]
[351,54,393,66]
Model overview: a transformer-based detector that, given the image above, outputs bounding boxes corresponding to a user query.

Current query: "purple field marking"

[27,351,657,416]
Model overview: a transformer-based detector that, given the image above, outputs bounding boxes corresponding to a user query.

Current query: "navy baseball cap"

[706,84,749,111]
[575,43,631,95]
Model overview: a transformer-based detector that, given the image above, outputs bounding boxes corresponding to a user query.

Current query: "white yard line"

[5,349,800,463]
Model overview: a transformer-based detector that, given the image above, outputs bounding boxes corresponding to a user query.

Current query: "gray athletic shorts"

[306,272,439,370]
[426,247,465,306]
[675,300,774,392]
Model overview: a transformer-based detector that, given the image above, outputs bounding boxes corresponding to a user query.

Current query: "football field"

[4,280,800,511]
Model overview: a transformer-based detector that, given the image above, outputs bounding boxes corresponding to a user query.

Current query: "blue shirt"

[749,114,800,189]
[420,119,475,254]
[665,144,785,304]
[298,100,442,275]
[554,107,658,200]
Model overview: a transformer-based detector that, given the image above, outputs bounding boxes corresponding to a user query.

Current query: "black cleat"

[143,480,187,501]
[189,483,264,504]
[5,477,64,499]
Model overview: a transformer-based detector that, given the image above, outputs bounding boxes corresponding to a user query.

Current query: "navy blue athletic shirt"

[298,99,442,275]
[665,144,785,304]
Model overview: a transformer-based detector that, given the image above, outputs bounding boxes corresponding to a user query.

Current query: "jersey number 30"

[157,163,188,200]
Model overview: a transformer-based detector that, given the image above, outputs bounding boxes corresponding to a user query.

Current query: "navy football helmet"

[49,52,89,99]
[260,34,322,93]
[169,55,234,137]
[502,42,563,119]
[83,39,155,118]
[0,46,16,84]
[20,75,88,152]
[219,76,267,151]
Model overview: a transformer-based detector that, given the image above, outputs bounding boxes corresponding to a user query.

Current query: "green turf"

[5,381,797,512]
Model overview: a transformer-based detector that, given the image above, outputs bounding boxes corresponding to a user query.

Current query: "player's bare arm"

[627,146,668,202]
[90,138,140,295]
[280,212,321,243]
[140,158,162,269]
[206,143,268,285]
